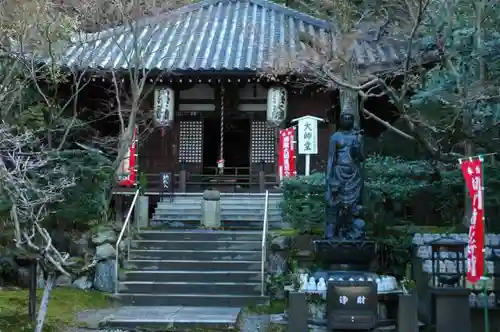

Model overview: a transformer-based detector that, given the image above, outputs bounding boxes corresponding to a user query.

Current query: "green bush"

[281,173,326,234]
[281,155,500,233]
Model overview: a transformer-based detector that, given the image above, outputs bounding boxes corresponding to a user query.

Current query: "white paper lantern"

[266,86,287,125]
[153,87,174,127]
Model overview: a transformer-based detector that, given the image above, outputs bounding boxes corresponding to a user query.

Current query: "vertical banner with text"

[118,127,138,188]
[460,158,485,284]
[278,127,296,181]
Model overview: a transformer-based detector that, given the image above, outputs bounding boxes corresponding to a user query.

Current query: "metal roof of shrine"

[51,0,410,72]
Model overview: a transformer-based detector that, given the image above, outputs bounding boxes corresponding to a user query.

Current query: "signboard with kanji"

[296,116,321,155]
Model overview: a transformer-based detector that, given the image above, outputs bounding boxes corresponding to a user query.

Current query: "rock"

[270,236,290,251]
[71,233,91,257]
[56,274,72,287]
[50,229,72,253]
[268,252,287,276]
[95,243,116,261]
[118,239,129,251]
[73,276,93,290]
[93,260,115,293]
[92,227,117,245]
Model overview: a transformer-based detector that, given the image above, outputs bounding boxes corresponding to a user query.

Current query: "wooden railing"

[139,167,279,193]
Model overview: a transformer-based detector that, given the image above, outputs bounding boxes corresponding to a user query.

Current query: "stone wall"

[16,224,129,293]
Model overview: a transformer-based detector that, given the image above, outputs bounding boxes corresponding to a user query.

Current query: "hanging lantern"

[267,86,287,126]
[153,87,174,134]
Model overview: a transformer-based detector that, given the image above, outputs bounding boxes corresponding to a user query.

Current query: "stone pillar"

[288,292,308,332]
[431,288,471,332]
[134,195,149,229]
[397,293,418,332]
[201,190,221,228]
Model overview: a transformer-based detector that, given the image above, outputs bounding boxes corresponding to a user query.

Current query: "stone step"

[151,213,281,221]
[220,206,281,211]
[221,209,281,215]
[151,216,281,224]
[99,306,240,331]
[155,203,202,211]
[219,214,281,222]
[137,230,261,242]
[156,199,281,205]
[148,220,288,230]
[122,270,261,283]
[133,239,261,251]
[149,220,201,228]
[118,281,261,295]
[154,207,281,214]
[152,213,281,220]
[151,214,202,221]
[124,259,261,271]
[154,206,281,213]
[130,249,261,261]
[116,293,268,307]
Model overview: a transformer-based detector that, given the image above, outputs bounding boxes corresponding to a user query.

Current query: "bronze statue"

[325,112,365,240]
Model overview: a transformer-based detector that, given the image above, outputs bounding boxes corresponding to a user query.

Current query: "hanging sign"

[278,127,296,180]
[118,127,138,187]
[460,157,485,284]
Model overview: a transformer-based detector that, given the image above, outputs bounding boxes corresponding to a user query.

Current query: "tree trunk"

[28,261,37,321]
[34,273,56,332]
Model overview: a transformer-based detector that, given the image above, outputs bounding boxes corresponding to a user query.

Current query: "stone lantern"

[428,236,467,288]
[428,236,472,332]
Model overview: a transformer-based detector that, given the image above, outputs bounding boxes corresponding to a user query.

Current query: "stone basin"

[286,271,402,324]
[284,288,403,324]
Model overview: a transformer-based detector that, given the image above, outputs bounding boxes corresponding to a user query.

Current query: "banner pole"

[480,155,489,332]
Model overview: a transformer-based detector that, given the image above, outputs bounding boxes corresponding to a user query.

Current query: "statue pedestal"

[313,239,376,270]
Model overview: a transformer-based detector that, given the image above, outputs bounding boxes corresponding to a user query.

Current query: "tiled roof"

[53,0,408,72]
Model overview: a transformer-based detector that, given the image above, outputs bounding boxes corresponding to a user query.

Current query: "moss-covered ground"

[244,299,287,315]
[0,288,111,332]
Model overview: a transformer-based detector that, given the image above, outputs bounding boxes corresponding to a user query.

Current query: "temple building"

[55,0,406,193]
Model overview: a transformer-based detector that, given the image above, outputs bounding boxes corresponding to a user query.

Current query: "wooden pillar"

[274,126,280,183]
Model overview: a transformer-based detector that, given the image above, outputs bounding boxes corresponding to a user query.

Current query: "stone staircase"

[117,230,268,307]
[150,193,284,229]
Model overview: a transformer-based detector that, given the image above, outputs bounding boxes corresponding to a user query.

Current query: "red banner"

[278,127,296,180]
[460,158,485,284]
[118,127,138,187]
